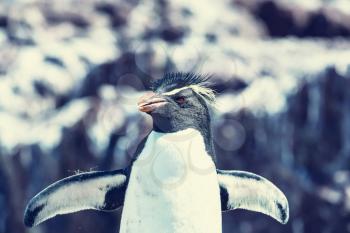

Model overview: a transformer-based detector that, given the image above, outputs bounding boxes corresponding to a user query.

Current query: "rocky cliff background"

[0,0,350,233]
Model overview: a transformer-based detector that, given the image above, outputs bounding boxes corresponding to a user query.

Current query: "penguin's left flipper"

[24,169,128,228]
[217,169,289,224]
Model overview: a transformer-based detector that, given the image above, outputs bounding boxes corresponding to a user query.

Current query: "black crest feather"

[151,72,210,92]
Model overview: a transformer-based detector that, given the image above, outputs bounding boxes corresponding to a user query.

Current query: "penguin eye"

[175,96,186,104]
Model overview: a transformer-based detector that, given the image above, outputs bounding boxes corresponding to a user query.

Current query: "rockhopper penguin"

[24,73,289,233]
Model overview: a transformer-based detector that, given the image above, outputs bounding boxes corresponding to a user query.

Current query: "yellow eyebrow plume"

[163,84,216,105]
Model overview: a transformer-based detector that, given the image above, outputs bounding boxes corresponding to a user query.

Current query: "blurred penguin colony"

[0,0,350,233]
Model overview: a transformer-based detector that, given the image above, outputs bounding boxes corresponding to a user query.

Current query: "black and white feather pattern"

[152,72,216,105]
[24,169,128,227]
[217,169,289,224]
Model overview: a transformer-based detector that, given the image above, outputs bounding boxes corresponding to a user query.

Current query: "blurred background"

[0,0,350,233]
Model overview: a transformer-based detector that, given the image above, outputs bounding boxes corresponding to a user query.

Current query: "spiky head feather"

[152,72,216,104]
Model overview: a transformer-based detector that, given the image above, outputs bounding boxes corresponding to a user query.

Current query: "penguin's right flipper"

[24,169,128,227]
[217,169,289,224]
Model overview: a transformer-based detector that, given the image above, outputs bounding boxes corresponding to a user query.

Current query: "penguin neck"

[152,123,216,162]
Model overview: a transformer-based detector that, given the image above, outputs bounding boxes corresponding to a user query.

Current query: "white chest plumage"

[120,128,221,233]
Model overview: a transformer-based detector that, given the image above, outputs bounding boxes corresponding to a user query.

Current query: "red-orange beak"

[138,92,168,113]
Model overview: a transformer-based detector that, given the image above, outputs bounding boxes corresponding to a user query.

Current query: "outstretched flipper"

[217,169,289,224]
[24,169,129,227]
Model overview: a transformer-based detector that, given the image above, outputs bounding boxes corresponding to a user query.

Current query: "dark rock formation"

[236,0,350,38]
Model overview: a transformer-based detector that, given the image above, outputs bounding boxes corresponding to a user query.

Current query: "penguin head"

[138,73,215,133]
